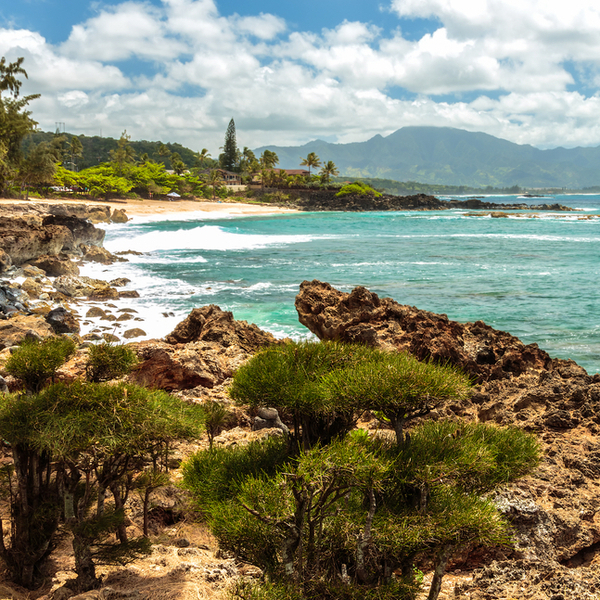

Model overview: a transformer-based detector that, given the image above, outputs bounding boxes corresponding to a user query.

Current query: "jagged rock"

[0,201,112,224]
[82,245,124,265]
[111,208,129,223]
[28,254,80,276]
[110,278,131,287]
[21,277,43,298]
[295,279,552,384]
[54,276,118,299]
[22,265,46,277]
[46,306,80,334]
[164,304,281,352]
[119,290,140,298]
[102,333,120,343]
[0,314,55,349]
[0,213,105,267]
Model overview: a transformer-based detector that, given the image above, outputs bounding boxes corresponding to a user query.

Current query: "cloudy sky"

[2,0,600,154]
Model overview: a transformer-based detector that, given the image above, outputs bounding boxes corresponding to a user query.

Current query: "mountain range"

[255,126,600,189]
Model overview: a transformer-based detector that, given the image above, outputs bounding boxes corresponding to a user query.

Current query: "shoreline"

[0,197,298,218]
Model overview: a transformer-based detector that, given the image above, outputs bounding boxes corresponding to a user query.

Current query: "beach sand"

[0,197,297,218]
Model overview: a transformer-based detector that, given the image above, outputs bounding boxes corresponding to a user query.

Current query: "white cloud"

[3,0,600,153]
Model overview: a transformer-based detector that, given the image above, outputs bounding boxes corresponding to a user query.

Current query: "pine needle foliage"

[86,341,138,382]
[5,335,76,393]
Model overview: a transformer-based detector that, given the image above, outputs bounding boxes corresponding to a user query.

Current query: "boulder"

[82,245,124,265]
[111,208,129,223]
[42,214,105,250]
[164,304,281,352]
[46,306,80,334]
[28,254,80,276]
[0,314,55,349]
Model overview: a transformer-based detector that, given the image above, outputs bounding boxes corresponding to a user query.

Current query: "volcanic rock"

[0,314,55,349]
[164,304,281,352]
[295,279,552,384]
[54,275,118,299]
[0,249,12,273]
[45,306,80,334]
[28,254,80,276]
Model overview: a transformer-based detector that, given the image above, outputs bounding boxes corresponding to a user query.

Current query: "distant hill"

[22,131,201,171]
[255,126,600,188]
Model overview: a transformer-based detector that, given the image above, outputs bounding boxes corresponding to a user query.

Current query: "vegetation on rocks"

[186,340,540,600]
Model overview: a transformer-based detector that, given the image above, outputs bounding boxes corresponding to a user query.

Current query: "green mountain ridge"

[255,126,600,188]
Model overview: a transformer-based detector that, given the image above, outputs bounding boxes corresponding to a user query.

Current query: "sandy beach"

[0,197,298,218]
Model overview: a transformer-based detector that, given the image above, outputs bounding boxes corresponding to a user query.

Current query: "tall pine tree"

[219,118,239,172]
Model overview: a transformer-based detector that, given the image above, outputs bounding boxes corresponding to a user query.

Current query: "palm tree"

[196,148,211,168]
[300,152,321,177]
[205,169,224,199]
[319,160,339,184]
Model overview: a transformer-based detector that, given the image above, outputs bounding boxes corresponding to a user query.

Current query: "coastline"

[0,197,298,218]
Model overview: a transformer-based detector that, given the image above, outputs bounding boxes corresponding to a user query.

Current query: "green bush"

[86,342,138,382]
[5,336,76,393]
[182,434,289,507]
[336,181,382,198]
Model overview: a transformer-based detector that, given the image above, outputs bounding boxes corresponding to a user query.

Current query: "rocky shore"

[1,202,599,598]
[284,190,575,212]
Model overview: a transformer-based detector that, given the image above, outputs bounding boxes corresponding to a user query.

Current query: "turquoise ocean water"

[88,194,600,374]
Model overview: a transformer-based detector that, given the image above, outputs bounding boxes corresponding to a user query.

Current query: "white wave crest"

[105,225,317,253]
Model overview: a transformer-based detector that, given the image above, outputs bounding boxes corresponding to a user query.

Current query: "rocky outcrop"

[164,304,282,352]
[53,275,119,299]
[288,190,575,212]
[295,280,600,597]
[295,280,553,383]
[0,201,124,224]
[128,340,246,391]
[0,314,56,349]
[128,306,281,391]
[0,213,105,268]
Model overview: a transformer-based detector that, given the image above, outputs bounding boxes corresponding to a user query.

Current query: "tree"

[19,141,60,199]
[68,135,83,171]
[0,57,39,195]
[205,168,224,199]
[109,130,136,176]
[300,152,321,177]
[0,336,204,591]
[195,148,211,169]
[219,118,239,172]
[319,160,339,183]
[322,349,471,444]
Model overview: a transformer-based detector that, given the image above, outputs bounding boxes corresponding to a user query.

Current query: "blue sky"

[2,0,600,153]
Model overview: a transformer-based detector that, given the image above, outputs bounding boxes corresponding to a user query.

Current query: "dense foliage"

[187,341,540,600]
[336,181,382,197]
[0,336,205,591]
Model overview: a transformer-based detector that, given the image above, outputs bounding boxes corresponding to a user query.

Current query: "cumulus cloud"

[3,0,600,152]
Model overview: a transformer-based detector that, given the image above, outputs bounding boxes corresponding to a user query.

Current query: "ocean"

[80,194,600,375]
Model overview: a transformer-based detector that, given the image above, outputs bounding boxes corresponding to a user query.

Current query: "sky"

[3,0,600,155]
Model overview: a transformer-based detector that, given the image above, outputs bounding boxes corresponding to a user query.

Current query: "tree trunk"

[72,534,100,592]
[427,543,453,600]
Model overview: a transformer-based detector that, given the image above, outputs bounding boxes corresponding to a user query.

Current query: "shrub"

[336,181,382,198]
[5,335,76,393]
[86,341,138,382]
